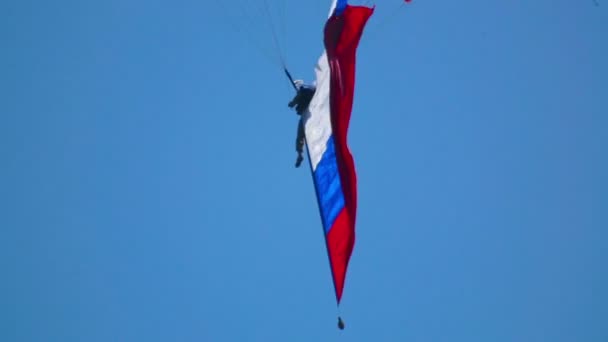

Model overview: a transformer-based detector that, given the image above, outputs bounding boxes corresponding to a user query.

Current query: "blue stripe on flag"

[335,0,347,15]
[313,136,345,233]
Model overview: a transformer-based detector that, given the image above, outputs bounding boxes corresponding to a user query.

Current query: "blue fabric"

[334,0,347,15]
[313,136,345,233]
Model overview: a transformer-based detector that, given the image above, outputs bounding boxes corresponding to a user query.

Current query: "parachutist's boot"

[295,154,303,168]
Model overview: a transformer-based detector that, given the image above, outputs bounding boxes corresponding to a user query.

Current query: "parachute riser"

[284,68,298,92]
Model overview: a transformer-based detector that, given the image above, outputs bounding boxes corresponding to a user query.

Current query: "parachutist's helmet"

[294,79,304,89]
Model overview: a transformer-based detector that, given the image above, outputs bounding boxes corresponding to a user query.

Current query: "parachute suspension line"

[259,0,295,92]
[363,1,408,43]
[279,0,288,64]
[383,1,408,26]
[246,0,285,67]
[262,0,288,69]
[337,292,344,330]
[214,0,281,68]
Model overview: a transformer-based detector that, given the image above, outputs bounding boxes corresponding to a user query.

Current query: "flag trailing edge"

[303,0,374,305]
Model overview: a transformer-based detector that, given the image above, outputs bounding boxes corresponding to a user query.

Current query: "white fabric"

[328,0,338,17]
[302,0,336,171]
[303,51,332,171]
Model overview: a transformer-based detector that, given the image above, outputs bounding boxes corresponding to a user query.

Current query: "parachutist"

[288,79,316,168]
[337,317,345,330]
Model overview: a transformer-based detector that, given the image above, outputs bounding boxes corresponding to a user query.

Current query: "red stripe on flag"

[323,4,374,304]
[326,209,353,303]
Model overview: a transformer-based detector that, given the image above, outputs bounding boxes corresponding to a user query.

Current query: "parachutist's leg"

[295,119,305,168]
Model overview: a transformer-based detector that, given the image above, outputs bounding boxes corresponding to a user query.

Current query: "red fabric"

[323,4,374,304]
[326,209,352,303]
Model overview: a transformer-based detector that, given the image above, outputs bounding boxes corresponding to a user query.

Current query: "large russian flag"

[303,0,373,304]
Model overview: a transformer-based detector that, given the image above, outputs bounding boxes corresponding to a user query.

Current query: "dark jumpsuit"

[288,86,316,167]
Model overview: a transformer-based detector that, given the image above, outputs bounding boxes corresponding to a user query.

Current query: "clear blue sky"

[2,0,607,341]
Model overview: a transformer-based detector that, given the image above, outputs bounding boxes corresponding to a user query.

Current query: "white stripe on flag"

[304,51,332,171]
